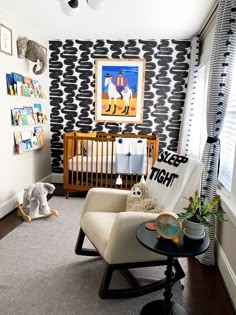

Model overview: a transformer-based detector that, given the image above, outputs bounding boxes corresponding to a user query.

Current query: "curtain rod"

[199,1,219,36]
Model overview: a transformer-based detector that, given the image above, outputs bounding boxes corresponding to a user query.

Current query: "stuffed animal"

[17,182,58,222]
[126,182,161,213]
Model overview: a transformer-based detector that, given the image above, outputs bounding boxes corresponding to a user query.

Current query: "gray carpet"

[0,196,182,315]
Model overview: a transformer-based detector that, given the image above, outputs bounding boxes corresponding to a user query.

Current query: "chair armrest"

[104,211,163,264]
[81,188,130,217]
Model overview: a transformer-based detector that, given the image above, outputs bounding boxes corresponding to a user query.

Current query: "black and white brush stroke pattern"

[49,39,192,174]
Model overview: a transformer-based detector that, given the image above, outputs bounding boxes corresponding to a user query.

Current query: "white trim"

[0,191,25,219]
[51,173,63,183]
[0,174,52,219]
[217,187,236,228]
[216,238,236,310]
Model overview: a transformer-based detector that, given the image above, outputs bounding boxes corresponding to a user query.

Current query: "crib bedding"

[68,155,115,174]
[68,155,154,174]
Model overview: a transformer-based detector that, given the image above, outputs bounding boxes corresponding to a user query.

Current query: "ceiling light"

[59,0,79,16]
[87,0,105,11]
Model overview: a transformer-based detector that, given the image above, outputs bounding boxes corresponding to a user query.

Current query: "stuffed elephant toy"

[16,37,47,75]
[18,182,58,222]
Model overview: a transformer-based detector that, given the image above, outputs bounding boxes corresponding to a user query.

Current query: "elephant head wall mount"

[16,37,47,75]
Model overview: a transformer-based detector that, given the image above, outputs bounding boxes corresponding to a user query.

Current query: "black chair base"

[75,228,185,299]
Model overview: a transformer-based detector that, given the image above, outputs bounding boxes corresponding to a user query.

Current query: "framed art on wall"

[0,24,12,56]
[95,58,145,123]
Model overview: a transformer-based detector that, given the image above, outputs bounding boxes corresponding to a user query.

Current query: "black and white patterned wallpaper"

[49,39,193,174]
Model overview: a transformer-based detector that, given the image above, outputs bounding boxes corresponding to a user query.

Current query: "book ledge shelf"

[6,72,45,99]
[14,127,46,155]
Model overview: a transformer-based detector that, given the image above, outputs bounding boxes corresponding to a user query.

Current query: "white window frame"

[217,144,236,227]
[217,59,236,227]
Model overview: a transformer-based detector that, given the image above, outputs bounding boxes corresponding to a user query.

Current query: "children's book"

[13,72,24,83]
[32,80,43,98]
[21,131,32,141]
[24,76,32,86]
[6,73,16,95]
[13,73,24,96]
[33,103,42,112]
[24,106,35,124]
[22,139,33,151]
[14,131,22,144]
[31,136,39,149]
[20,109,28,125]
[22,84,29,97]
[36,131,46,147]
[16,81,23,96]
[34,125,43,133]
[11,108,24,125]
[36,112,44,123]
[16,142,27,154]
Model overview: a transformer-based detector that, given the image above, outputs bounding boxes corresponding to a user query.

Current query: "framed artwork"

[0,24,12,55]
[95,58,145,123]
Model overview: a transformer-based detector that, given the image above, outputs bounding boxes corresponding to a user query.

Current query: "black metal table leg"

[137,221,210,315]
[140,256,189,315]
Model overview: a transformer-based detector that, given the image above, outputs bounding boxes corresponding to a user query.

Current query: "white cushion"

[104,211,165,264]
[81,210,166,265]
[81,212,117,256]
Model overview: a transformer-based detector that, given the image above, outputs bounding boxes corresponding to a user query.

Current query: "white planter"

[183,220,205,240]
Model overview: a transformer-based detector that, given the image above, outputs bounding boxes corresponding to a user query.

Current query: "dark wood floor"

[0,184,235,315]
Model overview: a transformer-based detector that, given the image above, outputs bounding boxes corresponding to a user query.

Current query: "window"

[193,59,236,225]
[218,72,236,192]
[217,61,236,226]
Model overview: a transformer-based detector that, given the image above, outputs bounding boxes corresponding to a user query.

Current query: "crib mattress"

[68,155,153,174]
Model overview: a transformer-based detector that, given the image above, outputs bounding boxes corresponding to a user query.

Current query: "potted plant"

[177,191,226,240]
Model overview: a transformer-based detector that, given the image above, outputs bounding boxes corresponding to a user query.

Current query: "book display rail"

[14,126,46,154]
[11,103,47,126]
[7,72,48,155]
[6,72,45,98]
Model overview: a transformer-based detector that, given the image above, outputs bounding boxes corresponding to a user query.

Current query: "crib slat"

[110,140,115,188]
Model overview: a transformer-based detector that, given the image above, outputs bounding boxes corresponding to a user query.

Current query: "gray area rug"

[0,196,182,315]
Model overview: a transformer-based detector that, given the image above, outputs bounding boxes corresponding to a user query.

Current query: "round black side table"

[136,221,210,315]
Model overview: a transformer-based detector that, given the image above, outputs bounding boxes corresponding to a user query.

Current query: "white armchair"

[75,150,203,299]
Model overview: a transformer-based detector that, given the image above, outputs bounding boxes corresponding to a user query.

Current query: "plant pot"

[183,220,205,240]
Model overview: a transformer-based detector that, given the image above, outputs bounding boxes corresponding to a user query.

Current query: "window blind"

[219,74,236,192]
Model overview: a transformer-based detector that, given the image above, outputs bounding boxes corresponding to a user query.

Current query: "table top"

[137,221,210,258]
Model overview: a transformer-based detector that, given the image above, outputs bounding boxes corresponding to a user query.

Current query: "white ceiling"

[0,0,218,40]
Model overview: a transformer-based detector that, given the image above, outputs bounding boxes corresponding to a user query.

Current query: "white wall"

[0,9,51,218]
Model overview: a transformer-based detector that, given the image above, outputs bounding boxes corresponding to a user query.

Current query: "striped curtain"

[197,0,236,266]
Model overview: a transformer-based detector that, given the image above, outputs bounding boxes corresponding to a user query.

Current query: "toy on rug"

[17,182,58,223]
[126,182,161,213]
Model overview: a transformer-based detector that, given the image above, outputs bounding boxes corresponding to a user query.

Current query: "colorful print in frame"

[95,59,145,123]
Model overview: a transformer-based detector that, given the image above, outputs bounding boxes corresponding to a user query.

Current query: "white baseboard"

[51,173,63,184]
[0,191,25,219]
[0,174,53,219]
[216,238,236,310]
